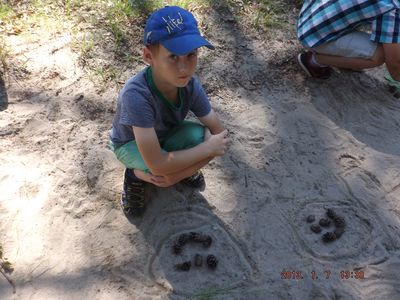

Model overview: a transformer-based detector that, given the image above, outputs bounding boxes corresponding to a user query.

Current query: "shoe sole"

[120,196,145,217]
[297,53,312,77]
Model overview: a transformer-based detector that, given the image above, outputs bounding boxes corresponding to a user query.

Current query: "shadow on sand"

[0,72,8,111]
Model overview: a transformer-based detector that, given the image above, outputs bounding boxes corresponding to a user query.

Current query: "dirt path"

[1,3,400,300]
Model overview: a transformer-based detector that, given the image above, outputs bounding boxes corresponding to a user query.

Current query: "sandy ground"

[1,5,400,300]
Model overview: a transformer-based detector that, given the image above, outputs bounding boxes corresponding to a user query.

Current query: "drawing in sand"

[1,1,400,299]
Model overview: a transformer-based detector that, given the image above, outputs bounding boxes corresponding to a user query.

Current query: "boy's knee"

[163,122,205,151]
[184,123,205,147]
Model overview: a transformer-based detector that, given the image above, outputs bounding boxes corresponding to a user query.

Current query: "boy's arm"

[135,129,214,187]
[145,157,211,187]
[198,109,224,134]
[133,126,227,176]
[148,128,215,186]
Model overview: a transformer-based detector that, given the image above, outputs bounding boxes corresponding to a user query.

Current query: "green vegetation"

[192,285,237,300]
[0,37,9,75]
[0,2,14,20]
[0,244,14,274]
[92,65,118,83]
[73,34,95,68]
[0,244,15,294]
[230,0,297,30]
[295,0,304,9]
[1,0,300,86]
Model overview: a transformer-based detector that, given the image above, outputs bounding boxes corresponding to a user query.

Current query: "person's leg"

[315,45,384,71]
[121,168,146,217]
[383,43,400,81]
[298,31,383,78]
[161,121,208,188]
[133,127,212,189]
[161,121,205,152]
[113,140,150,173]
[111,140,150,217]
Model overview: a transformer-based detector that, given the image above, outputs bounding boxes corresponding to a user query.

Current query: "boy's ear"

[143,47,153,65]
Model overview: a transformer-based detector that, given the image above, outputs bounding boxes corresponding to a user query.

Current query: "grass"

[0,244,15,294]
[2,0,301,86]
[92,65,118,82]
[67,0,216,86]
[0,244,13,274]
[77,35,95,67]
[0,37,9,75]
[233,0,296,30]
[0,2,14,20]
[192,285,237,300]
[295,0,304,9]
[0,2,19,35]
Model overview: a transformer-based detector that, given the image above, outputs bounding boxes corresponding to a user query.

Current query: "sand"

[1,5,400,300]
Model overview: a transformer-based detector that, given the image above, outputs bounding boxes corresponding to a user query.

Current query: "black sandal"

[180,170,205,189]
[121,172,146,217]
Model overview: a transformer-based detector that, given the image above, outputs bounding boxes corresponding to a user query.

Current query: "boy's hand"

[133,169,187,188]
[150,174,180,188]
[133,169,168,186]
[205,129,229,157]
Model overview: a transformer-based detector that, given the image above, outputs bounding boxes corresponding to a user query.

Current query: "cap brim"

[161,34,214,56]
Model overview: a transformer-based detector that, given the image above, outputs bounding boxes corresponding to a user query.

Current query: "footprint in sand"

[18,182,40,199]
[335,159,400,248]
[310,75,400,156]
[337,153,364,172]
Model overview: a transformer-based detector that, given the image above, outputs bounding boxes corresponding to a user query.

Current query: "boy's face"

[144,44,198,88]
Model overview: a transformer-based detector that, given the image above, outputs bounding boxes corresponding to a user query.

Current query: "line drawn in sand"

[269,151,400,264]
[280,200,374,260]
[144,204,257,297]
[335,152,400,248]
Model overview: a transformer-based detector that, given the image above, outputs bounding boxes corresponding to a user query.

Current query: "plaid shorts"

[298,0,400,48]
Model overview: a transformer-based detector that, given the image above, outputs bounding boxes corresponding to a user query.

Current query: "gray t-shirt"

[110,67,211,147]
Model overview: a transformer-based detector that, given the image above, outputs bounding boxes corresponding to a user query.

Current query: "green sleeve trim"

[146,66,183,111]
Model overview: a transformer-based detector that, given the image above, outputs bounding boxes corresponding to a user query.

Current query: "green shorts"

[109,121,205,173]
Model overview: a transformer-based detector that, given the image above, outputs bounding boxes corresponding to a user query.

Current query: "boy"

[296,0,400,96]
[109,6,229,217]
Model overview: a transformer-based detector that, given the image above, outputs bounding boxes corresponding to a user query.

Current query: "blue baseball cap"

[143,6,214,56]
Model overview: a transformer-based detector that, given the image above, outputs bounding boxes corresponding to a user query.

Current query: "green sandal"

[384,74,400,98]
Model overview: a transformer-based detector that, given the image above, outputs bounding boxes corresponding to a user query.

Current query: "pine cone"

[311,224,322,234]
[206,255,218,269]
[194,254,203,267]
[319,218,331,227]
[306,215,315,223]
[176,261,191,271]
[322,232,336,243]
[202,236,212,248]
[326,208,336,219]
